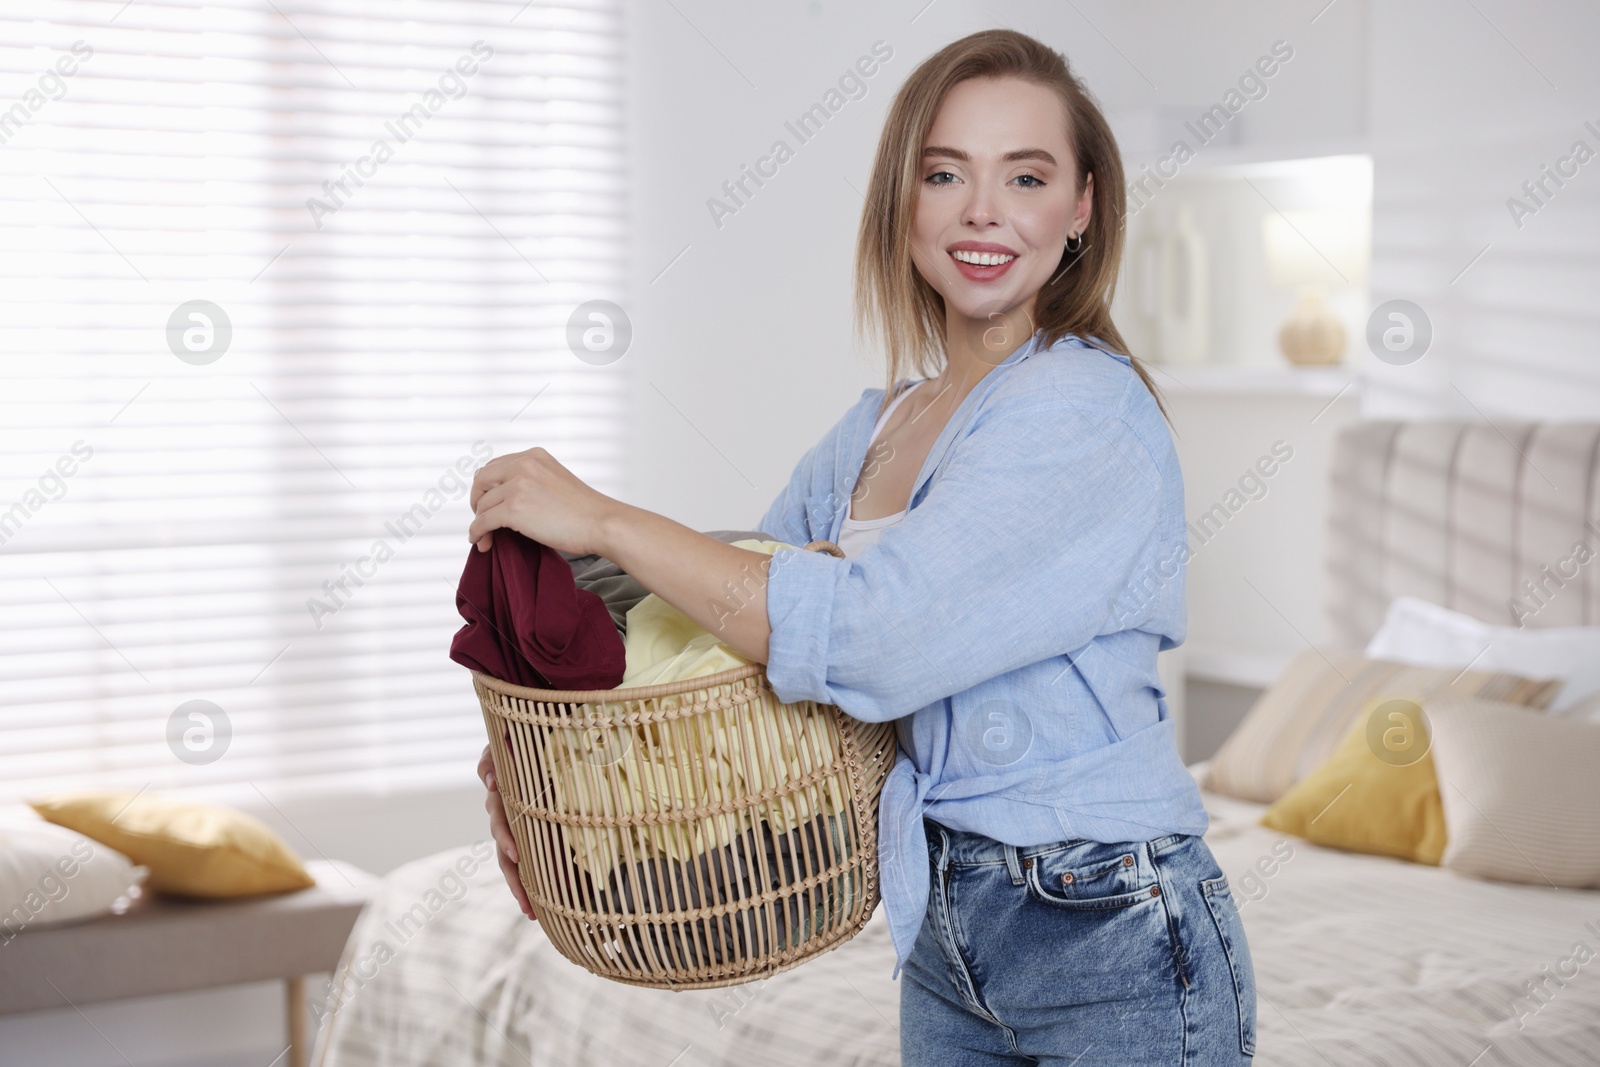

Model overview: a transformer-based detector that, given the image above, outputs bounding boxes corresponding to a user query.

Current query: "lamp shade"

[1262,207,1370,289]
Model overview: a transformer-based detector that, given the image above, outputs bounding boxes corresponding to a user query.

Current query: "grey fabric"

[565,568,652,636]
[1326,421,1600,648]
[560,529,776,637]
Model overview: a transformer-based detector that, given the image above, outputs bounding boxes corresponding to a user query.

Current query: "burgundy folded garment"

[449,527,626,690]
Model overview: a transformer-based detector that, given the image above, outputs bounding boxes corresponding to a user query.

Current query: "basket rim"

[470,662,769,703]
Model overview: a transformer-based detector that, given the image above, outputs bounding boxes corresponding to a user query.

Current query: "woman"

[470,28,1257,1067]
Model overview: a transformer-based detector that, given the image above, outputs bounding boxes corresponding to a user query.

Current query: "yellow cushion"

[27,791,315,898]
[1259,697,1448,865]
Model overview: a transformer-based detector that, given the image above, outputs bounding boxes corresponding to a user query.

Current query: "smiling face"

[910,75,1092,347]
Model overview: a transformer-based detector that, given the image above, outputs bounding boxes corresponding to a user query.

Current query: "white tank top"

[837,380,924,559]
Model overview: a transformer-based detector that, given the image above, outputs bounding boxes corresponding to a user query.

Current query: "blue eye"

[923,171,1045,188]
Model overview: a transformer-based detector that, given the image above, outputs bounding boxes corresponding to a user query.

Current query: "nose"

[960,176,1002,229]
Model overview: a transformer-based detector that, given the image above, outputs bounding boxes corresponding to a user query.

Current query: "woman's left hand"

[468,446,618,556]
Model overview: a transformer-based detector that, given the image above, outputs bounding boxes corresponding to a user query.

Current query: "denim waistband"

[922,815,1189,868]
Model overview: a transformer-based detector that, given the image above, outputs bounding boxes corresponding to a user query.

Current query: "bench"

[0,859,376,1067]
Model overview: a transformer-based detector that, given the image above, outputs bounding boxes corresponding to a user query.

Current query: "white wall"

[1362,0,1600,420]
[1164,386,1361,686]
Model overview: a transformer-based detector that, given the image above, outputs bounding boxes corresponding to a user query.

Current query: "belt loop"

[1003,844,1025,885]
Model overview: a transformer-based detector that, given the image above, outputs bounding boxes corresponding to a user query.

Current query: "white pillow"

[1428,697,1600,890]
[1365,595,1600,714]
[1567,690,1600,720]
[0,805,148,937]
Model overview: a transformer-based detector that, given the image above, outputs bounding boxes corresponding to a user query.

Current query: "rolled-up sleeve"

[764,377,1169,723]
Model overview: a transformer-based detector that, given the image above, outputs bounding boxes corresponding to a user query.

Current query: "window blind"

[0,0,629,807]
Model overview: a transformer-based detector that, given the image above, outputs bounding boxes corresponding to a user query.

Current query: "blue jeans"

[900,817,1257,1066]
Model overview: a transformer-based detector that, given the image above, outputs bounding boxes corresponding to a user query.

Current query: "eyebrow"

[921,145,1058,166]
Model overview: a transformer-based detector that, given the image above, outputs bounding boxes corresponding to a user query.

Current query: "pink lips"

[947,241,1018,255]
[947,241,1019,281]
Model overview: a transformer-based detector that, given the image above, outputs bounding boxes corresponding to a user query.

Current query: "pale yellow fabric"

[544,540,849,884]
[27,791,315,898]
[616,539,794,690]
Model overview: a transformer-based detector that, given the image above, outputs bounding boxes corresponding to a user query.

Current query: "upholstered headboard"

[1326,420,1600,647]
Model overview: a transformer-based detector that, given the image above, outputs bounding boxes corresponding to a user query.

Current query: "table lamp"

[1262,207,1369,366]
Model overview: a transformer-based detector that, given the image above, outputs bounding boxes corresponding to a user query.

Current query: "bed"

[311,419,1600,1066]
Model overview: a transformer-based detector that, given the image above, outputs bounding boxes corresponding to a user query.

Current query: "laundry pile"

[448,525,783,696]
[450,528,858,962]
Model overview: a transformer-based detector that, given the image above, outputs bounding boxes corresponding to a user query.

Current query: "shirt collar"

[832,329,1060,544]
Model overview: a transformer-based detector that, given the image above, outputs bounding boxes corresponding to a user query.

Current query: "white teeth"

[951,249,1016,266]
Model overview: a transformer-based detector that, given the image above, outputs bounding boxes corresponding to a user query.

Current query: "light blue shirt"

[757,329,1209,980]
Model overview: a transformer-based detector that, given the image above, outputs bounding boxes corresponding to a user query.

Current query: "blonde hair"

[853,28,1168,422]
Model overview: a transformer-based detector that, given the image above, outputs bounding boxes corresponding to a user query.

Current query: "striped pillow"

[1202,651,1562,803]
[1429,697,1600,889]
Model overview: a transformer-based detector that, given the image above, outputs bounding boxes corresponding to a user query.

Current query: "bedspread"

[311,762,1600,1066]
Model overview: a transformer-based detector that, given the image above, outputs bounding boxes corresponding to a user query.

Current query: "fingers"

[480,721,539,922]
[482,786,535,919]
[469,454,510,512]
[484,784,518,864]
[469,448,544,512]
[496,846,535,919]
[470,480,510,521]
[466,492,510,551]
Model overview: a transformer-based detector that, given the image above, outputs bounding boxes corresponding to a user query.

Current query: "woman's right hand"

[479,740,537,921]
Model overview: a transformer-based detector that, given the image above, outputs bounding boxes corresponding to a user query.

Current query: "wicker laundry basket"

[473,539,898,990]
